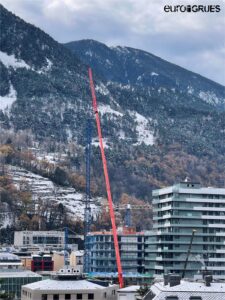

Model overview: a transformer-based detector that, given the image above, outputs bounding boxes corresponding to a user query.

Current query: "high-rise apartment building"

[145,182,225,278]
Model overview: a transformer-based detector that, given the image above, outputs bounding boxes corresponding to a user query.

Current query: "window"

[166,297,178,300]
[88,294,94,299]
[104,292,107,298]
[65,295,71,300]
[53,295,59,300]
[77,294,82,300]
[190,297,202,300]
[42,295,48,300]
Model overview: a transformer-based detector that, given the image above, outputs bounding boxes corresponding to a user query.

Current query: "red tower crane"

[88,68,124,288]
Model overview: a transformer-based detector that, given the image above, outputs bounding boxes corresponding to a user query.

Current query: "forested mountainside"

[0,4,225,233]
[65,39,225,111]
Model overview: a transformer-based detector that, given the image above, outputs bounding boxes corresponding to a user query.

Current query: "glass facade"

[0,274,41,299]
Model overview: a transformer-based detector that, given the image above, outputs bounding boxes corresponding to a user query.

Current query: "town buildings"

[13,249,33,270]
[86,182,225,280]
[31,254,54,272]
[0,252,42,299]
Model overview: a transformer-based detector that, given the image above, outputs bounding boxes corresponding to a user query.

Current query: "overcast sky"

[1,0,225,85]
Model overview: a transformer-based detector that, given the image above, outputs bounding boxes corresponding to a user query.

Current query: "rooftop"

[15,230,64,235]
[0,252,20,261]
[0,270,42,278]
[22,279,116,291]
[88,230,144,236]
[118,285,140,293]
[88,272,149,278]
[153,183,225,196]
[147,279,225,300]
[72,250,84,256]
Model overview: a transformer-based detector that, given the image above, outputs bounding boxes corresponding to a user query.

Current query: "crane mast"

[88,68,124,288]
[84,120,92,273]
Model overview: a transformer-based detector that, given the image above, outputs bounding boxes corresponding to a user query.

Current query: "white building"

[14,231,65,249]
[117,285,141,300]
[14,231,68,250]
[21,277,118,300]
[0,252,22,270]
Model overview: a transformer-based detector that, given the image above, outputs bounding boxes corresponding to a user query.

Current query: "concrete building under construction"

[86,227,145,275]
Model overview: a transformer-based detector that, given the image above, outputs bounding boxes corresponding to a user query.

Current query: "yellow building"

[21,256,32,270]
[52,252,65,271]
[70,250,84,272]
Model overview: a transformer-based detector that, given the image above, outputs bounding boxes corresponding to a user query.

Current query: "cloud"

[1,0,225,85]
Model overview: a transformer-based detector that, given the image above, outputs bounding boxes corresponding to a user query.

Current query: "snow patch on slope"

[0,202,14,229]
[130,111,154,146]
[0,51,53,74]
[187,86,194,94]
[7,165,101,220]
[0,83,17,111]
[0,51,31,69]
[118,130,125,139]
[38,58,53,74]
[98,104,123,117]
[92,138,110,149]
[85,50,93,57]
[95,83,110,96]
[199,91,223,106]
[66,128,73,142]
[0,212,13,228]
[111,46,129,55]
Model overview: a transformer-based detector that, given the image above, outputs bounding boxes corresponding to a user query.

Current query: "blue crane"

[84,120,92,273]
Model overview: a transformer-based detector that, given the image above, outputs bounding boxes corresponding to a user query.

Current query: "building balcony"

[206,266,225,271]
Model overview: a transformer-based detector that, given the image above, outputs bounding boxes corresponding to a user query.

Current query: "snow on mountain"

[130,111,154,146]
[0,50,31,69]
[7,165,101,221]
[0,200,14,228]
[95,83,110,96]
[98,104,123,117]
[37,58,53,74]
[92,138,110,149]
[0,211,14,228]
[199,91,224,106]
[0,83,17,111]
[0,49,53,75]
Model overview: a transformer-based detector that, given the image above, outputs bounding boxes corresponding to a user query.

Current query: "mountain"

[0,3,92,143]
[65,39,225,111]
[0,4,225,211]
